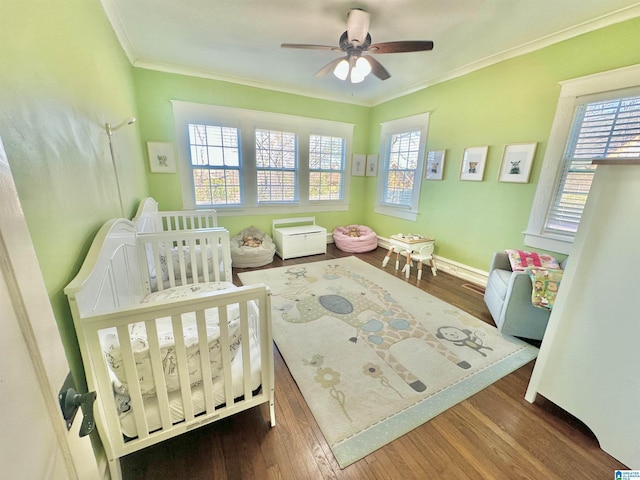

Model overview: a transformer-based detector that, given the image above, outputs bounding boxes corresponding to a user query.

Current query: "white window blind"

[544,95,640,235]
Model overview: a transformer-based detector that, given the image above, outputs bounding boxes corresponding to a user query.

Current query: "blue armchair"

[483,252,567,340]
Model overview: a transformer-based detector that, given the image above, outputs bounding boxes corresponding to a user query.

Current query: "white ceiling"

[102,0,640,106]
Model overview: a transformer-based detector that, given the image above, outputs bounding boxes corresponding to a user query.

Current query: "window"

[255,129,297,203]
[172,101,353,214]
[384,130,421,206]
[188,124,242,206]
[545,96,640,236]
[375,113,430,221]
[524,64,640,254]
[308,135,345,201]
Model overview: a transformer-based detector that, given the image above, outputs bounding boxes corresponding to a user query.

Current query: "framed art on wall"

[460,146,488,181]
[498,143,537,183]
[352,153,366,176]
[147,141,176,173]
[366,154,378,176]
[425,150,445,180]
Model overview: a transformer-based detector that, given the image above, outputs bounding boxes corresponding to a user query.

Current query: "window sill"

[374,205,419,222]
[211,203,350,217]
[523,230,572,255]
[591,159,640,165]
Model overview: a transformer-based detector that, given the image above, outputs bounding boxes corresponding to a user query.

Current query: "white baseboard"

[376,236,488,287]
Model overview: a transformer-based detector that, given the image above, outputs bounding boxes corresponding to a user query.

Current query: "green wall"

[0,0,148,375]
[366,16,640,269]
[133,69,371,236]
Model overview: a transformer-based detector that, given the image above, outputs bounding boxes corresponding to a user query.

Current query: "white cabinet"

[525,164,640,469]
[272,217,327,260]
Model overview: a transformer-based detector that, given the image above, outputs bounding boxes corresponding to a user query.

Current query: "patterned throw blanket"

[526,267,563,309]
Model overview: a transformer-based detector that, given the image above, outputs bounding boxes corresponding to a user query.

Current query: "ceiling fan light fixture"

[350,71,365,83]
[283,8,432,84]
[354,56,372,77]
[333,58,350,80]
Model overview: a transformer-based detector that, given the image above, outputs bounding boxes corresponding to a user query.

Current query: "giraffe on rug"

[280,264,472,393]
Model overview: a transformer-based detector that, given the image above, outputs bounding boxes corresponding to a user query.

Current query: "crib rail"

[138,227,232,292]
[133,197,218,234]
[75,284,274,459]
[159,210,218,231]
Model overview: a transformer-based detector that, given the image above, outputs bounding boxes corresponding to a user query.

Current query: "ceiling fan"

[281,8,434,83]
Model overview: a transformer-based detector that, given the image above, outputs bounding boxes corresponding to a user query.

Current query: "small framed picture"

[366,154,378,176]
[460,146,488,181]
[425,150,446,180]
[498,143,537,183]
[352,153,366,176]
[147,142,176,173]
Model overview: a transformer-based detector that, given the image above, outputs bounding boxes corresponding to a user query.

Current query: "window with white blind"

[375,113,430,221]
[545,96,640,236]
[524,64,640,254]
[188,124,242,206]
[255,129,298,203]
[172,101,353,214]
[308,134,345,201]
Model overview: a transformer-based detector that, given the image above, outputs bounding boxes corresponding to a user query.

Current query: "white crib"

[64,218,275,480]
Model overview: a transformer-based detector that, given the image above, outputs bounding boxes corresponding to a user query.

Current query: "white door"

[0,138,101,479]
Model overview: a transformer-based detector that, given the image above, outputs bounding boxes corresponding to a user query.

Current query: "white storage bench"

[272,217,327,260]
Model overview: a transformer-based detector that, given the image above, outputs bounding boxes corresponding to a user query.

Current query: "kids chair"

[401,243,437,279]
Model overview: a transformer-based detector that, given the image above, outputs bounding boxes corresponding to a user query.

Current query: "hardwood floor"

[121,246,625,479]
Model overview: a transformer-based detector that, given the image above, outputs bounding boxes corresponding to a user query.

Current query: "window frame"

[524,63,640,254]
[188,124,243,207]
[375,112,430,221]
[172,101,353,215]
[254,128,299,204]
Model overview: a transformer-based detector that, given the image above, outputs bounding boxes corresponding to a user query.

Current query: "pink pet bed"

[333,225,378,253]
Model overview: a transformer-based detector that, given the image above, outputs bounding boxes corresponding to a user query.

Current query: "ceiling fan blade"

[363,56,391,81]
[281,43,341,51]
[314,57,346,77]
[368,40,434,54]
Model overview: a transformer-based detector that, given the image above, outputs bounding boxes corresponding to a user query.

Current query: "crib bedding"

[102,282,243,396]
[118,336,262,438]
[100,282,262,438]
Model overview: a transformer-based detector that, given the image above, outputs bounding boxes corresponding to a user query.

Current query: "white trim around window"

[524,63,640,254]
[375,112,430,221]
[171,101,354,215]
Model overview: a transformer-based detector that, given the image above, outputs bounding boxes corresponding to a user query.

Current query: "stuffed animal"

[347,226,360,237]
[242,235,262,247]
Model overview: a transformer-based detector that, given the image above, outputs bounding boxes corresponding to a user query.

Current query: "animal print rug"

[238,256,537,468]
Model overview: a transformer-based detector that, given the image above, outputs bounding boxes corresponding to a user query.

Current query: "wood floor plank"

[121,246,627,479]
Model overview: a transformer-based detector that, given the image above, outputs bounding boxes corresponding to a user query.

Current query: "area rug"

[238,257,538,468]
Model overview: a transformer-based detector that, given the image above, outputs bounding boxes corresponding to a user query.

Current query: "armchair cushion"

[505,249,560,271]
